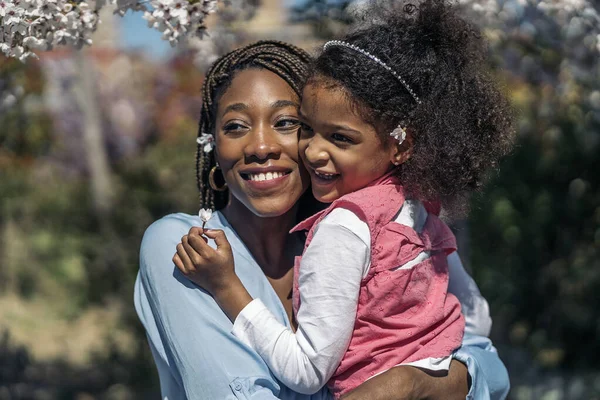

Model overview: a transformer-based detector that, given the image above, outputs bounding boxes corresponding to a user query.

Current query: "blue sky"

[119,10,174,60]
[117,0,336,60]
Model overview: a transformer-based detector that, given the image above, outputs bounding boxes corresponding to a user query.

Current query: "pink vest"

[291,176,465,399]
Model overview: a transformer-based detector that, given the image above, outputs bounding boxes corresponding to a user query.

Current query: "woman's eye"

[331,133,353,144]
[275,119,300,129]
[223,122,248,132]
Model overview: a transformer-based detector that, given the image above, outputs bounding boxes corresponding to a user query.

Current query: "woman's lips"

[240,170,292,191]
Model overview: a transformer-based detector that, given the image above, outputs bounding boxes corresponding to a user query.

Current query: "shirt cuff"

[232,298,268,345]
[453,334,510,400]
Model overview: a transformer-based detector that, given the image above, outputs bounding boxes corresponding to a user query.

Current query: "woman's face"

[214,68,310,217]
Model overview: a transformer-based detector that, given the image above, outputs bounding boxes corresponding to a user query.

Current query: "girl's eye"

[223,122,248,133]
[275,118,300,130]
[331,133,354,144]
[299,122,314,137]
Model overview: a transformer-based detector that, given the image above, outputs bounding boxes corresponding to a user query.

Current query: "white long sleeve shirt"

[231,200,492,394]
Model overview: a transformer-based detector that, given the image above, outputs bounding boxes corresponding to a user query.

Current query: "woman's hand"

[173,227,253,321]
[340,360,469,400]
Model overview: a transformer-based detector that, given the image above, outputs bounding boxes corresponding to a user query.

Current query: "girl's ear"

[389,128,413,166]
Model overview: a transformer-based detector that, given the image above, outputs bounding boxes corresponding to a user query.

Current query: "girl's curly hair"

[312,0,515,215]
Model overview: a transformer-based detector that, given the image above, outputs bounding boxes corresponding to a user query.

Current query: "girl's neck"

[221,199,302,279]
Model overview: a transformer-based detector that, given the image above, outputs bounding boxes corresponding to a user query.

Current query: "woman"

[134,41,509,400]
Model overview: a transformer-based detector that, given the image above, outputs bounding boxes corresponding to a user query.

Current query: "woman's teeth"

[248,172,286,182]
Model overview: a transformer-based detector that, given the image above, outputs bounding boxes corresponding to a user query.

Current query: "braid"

[196,40,311,210]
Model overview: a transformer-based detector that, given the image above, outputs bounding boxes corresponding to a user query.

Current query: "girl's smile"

[298,80,399,203]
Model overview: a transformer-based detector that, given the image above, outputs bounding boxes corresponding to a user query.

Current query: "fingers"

[188,232,209,255]
[175,242,194,274]
[172,253,185,273]
[188,226,204,237]
[182,235,205,264]
[203,229,231,251]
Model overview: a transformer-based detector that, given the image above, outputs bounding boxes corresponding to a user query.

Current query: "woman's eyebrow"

[271,100,299,109]
[223,103,249,114]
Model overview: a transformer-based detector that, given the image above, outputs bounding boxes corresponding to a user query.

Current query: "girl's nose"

[303,136,329,167]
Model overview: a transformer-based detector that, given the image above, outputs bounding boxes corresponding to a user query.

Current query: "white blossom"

[23,34,47,49]
[0,0,218,60]
[199,208,213,224]
[197,133,214,153]
[0,1,11,18]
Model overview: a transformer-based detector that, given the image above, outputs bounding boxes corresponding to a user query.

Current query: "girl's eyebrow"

[330,124,361,135]
[298,109,308,121]
[299,109,362,135]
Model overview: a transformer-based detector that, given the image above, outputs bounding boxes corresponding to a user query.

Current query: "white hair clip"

[197,133,214,153]
[390,125,407,145]
[323,40,420,145]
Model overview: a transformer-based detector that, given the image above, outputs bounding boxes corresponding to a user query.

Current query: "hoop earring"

[209,165,228,192]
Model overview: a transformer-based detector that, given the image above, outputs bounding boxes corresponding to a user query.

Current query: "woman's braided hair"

[196,40,312,210]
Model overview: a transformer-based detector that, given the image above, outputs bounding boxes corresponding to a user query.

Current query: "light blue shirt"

[134,212,510,400]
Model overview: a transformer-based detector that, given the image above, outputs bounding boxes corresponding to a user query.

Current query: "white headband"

[323,40,421,146]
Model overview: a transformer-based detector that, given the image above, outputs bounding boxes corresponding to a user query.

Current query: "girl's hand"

[173,227,253,322]
[173,227,235,295]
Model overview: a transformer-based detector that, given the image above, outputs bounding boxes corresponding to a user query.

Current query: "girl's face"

[299,82,396,203]
[215,68,311,217]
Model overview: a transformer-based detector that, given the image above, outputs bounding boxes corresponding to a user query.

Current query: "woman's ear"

[389,129,413,166]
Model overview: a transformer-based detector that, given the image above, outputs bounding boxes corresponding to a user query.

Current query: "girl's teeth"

[315,171,336,180]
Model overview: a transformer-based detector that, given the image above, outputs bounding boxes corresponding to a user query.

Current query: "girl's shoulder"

[334,183,406,219]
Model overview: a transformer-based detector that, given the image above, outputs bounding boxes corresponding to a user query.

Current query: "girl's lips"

[310,169,340,186]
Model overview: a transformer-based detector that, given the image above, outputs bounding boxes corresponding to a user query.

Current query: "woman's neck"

[221,200,302,279]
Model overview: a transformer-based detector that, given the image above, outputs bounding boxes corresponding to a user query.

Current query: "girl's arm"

[178,212,368,395]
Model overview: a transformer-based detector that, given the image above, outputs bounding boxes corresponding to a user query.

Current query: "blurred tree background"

[1,0,599,399]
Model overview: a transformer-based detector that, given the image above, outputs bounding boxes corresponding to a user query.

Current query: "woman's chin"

[250,199,299,219]
[231,193,300,220]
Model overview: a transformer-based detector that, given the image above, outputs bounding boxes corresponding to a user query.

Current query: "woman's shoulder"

[143,211,225,241]
[139,212,223,280]
[142,212,198,242]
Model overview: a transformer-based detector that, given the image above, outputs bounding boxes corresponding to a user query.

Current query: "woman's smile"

[239,165,293,191]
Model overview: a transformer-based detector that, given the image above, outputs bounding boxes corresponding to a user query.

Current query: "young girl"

[177,1,514,398]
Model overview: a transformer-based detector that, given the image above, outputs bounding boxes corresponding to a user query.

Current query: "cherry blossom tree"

[0,0,218,61]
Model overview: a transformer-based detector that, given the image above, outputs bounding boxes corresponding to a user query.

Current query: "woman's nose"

[244,127,281,163]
